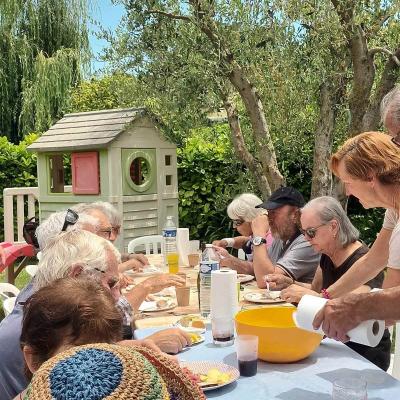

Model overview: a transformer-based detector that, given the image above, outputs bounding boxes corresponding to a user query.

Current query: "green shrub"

[0,134,38,241]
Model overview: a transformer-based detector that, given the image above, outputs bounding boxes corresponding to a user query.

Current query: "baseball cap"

[256,187,305,210]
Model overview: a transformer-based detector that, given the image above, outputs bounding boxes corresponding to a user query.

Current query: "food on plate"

[188,332,203,344]
[178,315,206,330]
[156,299,168,308]
[199,368,232,385]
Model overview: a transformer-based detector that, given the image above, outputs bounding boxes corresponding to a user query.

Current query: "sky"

[89,0,125,74]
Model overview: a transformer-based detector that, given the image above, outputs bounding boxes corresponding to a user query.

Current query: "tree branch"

[146,9,191,22]
[369,47,400,66]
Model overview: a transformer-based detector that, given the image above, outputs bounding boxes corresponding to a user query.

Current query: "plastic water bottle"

[199,244,220,318]
[162,216,179,274]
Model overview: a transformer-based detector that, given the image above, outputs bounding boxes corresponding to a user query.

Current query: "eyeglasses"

[97,226,120,240]
[232,219,245,228]
[61,209,79,232]
[391,135,400,147]
[300,223,327,239]
[94,268,120,290]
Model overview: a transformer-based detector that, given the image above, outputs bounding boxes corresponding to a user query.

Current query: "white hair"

[381,85,400,126]
[34,230,121,290]
[73,202,122,226]
[227,193,264,222]
[302,196,359,247]
[36,210,99,251]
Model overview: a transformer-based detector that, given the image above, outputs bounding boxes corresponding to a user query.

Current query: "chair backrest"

[3,297,17,317]
[127,235,165,255]
[391,323,400,379]
[25,264,38,278]
[0,282,20,300]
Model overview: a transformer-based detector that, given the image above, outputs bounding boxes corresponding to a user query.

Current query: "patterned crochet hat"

[25,343,206,400]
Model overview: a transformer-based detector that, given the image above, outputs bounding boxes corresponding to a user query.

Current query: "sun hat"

[25,343,205,400]
[256,186,305,210]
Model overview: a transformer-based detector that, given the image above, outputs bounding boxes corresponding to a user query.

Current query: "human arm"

[213,246,254,274]
[212,236,250,249]
[383,268,400,289]
[326,228,392,298]
[313,287,400,342]
[144,328,192,354]
[121,253,149,265]
[123,274,185,311]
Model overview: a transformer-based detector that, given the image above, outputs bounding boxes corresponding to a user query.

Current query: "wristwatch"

[252,236,267,246]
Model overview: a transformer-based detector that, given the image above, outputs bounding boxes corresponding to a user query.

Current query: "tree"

[103,0,399,198]
[0,0,90,143]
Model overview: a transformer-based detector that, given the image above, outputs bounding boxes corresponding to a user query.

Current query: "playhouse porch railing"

[3,187,39,244]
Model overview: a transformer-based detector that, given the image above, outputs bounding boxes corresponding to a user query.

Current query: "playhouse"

[27,107,179,251]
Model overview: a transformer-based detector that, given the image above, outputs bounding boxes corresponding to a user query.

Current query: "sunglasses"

[61,209,79,232]
[23,216,40,249]
[300,223,327,239]
[232,219,245,228]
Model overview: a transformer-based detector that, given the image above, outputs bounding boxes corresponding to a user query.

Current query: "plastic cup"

[211,317,235,347]
[176,272,187,285]
[332,377,367,400]
[175,286,191,307]
[188,253,200,267]
[167,253,179,274]
[236,335,258,377]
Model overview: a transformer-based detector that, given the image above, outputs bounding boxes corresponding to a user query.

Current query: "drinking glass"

[236,335,258,377]
[332,377,367,400]
[211,317,235,346]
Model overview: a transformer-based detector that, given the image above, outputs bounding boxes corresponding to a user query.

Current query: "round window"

[125,151,154,192]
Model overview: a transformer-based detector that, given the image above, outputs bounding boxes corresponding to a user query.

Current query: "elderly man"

[250,186,320,288]
[312,87,400,341]
[0,230,191,400]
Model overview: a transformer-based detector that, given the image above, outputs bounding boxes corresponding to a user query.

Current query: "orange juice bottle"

[162,216,179,273]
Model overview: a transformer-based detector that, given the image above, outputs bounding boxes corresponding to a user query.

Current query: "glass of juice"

[167,252,179,274]
[236,335,258,377]
[211,317,235,347]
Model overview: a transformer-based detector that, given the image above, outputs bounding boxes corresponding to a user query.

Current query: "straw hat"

[25,343,205,400]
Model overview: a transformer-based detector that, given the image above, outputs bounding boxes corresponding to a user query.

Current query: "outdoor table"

[135,325,400,399]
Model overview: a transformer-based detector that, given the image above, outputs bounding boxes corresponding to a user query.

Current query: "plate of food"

[237,274,255,283]
[244,291,285,304]
[139,298,176,312]
[125,264,163,277]
[175,315,207,333]
[187,332,205,345]
[181,361,239,391]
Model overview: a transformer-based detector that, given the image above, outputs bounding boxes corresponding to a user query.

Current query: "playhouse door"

[121,149,157,195]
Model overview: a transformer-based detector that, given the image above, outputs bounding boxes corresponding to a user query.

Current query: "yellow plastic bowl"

[235,307,323,363]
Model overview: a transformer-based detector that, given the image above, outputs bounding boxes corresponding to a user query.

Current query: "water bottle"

[199,244,220,318]
[162,216,179,274]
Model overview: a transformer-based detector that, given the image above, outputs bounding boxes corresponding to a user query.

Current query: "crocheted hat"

[25,343,205,400]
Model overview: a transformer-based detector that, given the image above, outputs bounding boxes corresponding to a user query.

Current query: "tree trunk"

[223,97,271,198]
[310,82,337,198]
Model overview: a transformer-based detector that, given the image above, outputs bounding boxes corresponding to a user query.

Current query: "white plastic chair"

[2,297,17,316]
[127,235,165,255]
[25,264,38,278]
[391,323,400,379]
[0,283,20,317]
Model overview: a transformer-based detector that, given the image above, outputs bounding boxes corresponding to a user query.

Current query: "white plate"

[187,333,205,345]
[139,299,176,312]
[237,274,255,283]
[175,323,206,334]
[125,265,163,277]
[180,361,239,392]
[244,291,285,304]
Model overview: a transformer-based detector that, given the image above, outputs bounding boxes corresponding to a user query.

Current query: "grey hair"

[73,201,122,226]
[302,196,359,247]
[34,230,121,290]
[36,210,100,251]
[381,85,400,126]
[227,193,264,222]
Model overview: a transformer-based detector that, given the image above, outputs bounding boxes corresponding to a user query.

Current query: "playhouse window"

[129,157,150,186]
[71,152,100,195]
[49,154,72,193]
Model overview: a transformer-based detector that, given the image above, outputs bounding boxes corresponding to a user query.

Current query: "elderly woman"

[280,196,391,370]
[212,193,273,274]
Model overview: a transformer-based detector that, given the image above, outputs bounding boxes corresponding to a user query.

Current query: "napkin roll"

[210,269,238,319]
[177,228,190,266]
[293,294,385,347]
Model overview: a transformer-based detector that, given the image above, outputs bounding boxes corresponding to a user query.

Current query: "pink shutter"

[71,152,100,194]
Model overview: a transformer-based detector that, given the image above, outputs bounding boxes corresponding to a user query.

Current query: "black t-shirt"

[320,244,390,371]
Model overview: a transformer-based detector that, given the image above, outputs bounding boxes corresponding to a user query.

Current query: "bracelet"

[222,238,235,247]
[321,288,331,299]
